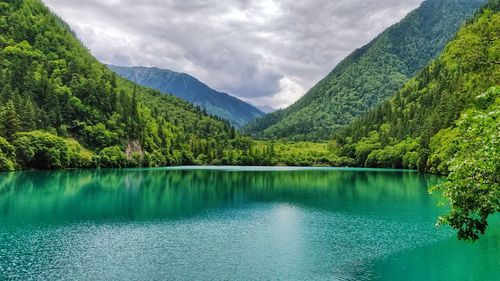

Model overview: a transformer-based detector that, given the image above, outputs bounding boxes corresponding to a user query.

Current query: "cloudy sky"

[43,0,423,109]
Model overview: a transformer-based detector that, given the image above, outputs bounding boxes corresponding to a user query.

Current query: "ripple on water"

[1,204,452,281]
[0,168,495,281]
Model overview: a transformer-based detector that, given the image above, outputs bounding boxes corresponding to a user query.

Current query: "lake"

[0,167,498,280]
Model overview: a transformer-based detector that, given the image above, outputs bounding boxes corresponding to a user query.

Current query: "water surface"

[0,167,498,280]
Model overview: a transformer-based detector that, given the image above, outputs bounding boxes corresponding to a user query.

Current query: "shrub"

[98,146,127,168]
[12,131,70,169]
[65,138,95,168]
[0,137,16,171]
[0,137,16,170]
[11,131,95,170]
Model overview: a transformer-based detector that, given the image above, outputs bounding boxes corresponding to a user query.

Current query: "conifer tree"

[0,100,21,139]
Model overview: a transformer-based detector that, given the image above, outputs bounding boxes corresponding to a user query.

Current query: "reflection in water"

[0,168,441,225]
[0,167,497,281]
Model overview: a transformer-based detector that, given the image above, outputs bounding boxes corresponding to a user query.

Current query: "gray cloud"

[43,0,423,108]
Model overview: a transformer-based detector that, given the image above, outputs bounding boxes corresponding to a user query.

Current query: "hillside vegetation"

[335,3,499,240]
[241,0,486,140]
[0,0,242,169]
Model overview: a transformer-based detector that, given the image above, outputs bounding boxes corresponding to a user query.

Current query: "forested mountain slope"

[336,2,499,240]
[0,0,239,170]
[109,65,264,128]
[241,0,486,140]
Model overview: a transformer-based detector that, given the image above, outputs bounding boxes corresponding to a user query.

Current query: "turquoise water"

[0,167,498,280]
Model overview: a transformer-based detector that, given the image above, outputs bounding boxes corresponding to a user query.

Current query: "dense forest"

[0,0,268,170]
[336,7,499,171]
[241,0,486,140]
[335,2,499,240]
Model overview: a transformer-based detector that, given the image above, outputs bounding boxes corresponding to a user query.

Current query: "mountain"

[108,65,264,128]
[336,2,499,171]
[241,0,487,140]
[257,105,277,114]
[335,1,499,240]
[0,0,238,170]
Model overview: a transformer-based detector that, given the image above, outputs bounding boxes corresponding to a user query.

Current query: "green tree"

[98,146,127,168]
[0,100,21,139]
[12,131,71,169]
[433,87,500,241]
[19,99,37,131]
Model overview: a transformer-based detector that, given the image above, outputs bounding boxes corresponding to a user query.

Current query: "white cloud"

[248,77,306,109]
[42,0,423,108]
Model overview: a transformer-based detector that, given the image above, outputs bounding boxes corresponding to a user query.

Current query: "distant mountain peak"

[256,105,277,114]
[109,65,264,128]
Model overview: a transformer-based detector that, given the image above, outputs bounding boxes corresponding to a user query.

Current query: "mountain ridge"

[256,105,277,114]
[109,65,264,128]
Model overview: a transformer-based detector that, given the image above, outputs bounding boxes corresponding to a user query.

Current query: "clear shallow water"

[0,167,498,280]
